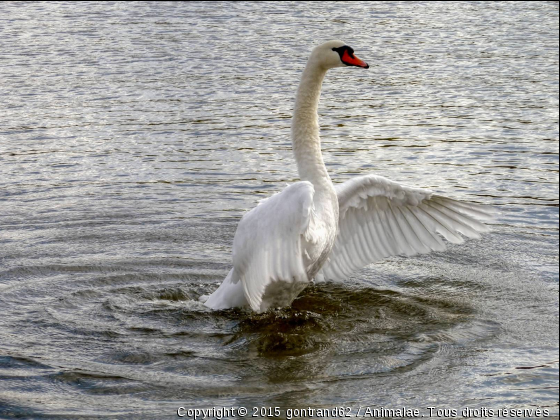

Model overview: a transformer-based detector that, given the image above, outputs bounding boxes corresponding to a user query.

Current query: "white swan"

[203,40,494,313]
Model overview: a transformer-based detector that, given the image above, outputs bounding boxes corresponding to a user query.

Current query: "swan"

[203,40,494,313]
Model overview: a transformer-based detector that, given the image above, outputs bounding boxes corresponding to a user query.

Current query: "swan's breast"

[303,198,339,279]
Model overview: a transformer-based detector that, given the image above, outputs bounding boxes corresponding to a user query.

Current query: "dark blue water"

[0,2,558,418]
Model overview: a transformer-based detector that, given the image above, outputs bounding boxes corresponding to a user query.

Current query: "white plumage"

[234,182,316,312]
[202,40,494,313]
[317,175,495,282]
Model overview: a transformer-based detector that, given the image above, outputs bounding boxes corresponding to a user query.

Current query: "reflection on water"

[0,1,558,418]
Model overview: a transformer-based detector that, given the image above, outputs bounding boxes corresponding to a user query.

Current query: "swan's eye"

[332,46,369,69]
[332,46,354,58]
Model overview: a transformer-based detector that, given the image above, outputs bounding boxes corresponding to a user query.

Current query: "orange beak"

[341,49,369,68]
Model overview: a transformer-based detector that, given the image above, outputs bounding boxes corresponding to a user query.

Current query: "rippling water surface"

[0,2,558,418]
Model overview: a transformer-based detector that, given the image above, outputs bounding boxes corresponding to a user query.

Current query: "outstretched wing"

[318,175,496,281]
[233,181,315,312]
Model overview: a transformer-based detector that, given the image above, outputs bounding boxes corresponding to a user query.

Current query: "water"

[0,2,558,418]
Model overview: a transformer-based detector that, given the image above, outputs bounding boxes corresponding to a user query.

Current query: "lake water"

[0,2,558,419]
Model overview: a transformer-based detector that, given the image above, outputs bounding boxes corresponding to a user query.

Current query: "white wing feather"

[232,181,315,312]
[318,175,496,281]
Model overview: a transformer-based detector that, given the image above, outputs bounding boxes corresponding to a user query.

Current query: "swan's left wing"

[232,181,316,312]
[318,175,496,281]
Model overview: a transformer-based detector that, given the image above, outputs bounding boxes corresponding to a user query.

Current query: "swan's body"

[203,41,494,312]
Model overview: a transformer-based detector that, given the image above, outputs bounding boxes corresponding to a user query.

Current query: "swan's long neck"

[291,61,334,197]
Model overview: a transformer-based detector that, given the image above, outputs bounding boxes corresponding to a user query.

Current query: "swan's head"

[310,40,369,70]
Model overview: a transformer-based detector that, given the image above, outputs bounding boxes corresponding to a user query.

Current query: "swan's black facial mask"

[332,46,369,69]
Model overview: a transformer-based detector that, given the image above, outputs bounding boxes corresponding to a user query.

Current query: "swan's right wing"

[318,174,496,281]
[232,181,316,312]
